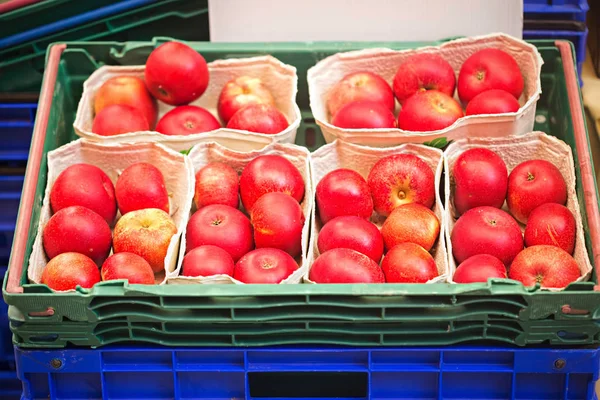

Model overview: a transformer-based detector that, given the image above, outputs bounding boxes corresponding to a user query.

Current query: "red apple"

[367,153,435,217]
[181,245,235,277]
[226,104,288,134]
[101,253,155,284]
[316,169,373,224]
[41,252,101,291]
[94,76,158,128]
[186,204,253,262]
[509,245,580,288]
[393,53,456,106]
[398,90,464,132]
[145,41,209,105]
[458,48,524,104]
[452,148,508,215]
[507,159,567,223]
[218,76,276,123]
[451,206,523,266]
[318,216,383,262]
[194,162,239,209]
[331,100,397,129]
[240,155,304,212]
[524,203,576,254]
[453,254,507,283]
[233,248,298,283]
[50,163,117,225]
[116,163,169,215]
[310,248,384,283]
[43,206,112,265]
[327,71,395,117]
[381,203,440,251]
[251,192,304,258]
[382,242,438,283]
[113,208,177,273]
[465,89,521,116]
[156,105,220,135]
[92,104,149,136]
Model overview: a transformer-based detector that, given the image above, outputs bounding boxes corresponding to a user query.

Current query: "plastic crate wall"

[523,29,588,79]
[0,103,36,165]
[14,346,600,400]
[524,0,589,22]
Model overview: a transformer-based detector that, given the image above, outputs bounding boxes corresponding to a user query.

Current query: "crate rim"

[4,39,600,303]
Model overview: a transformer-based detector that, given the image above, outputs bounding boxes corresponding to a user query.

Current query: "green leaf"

[180,147,192,155]
[423,137,450,149]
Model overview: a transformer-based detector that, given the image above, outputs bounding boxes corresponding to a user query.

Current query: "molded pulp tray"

[3,38,600,348]
[14,346,600,400]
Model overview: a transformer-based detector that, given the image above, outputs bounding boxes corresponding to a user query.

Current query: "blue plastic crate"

[0,266,14,368]
[524,0,589,22]
[0,0,155,50]
[0,175,23,265]
[0,368,20,400]
[523,28,588,78]
[0,103,37,164]
[14,346,600,399]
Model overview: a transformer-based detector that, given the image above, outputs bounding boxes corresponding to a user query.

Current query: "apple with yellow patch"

[113,208,177,273]
[218,76,275,124]
[367,153,435,217]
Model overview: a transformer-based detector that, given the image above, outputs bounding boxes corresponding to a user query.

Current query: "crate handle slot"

[248,372,368,399]
[556,40,600,289]
[6,43,66,294]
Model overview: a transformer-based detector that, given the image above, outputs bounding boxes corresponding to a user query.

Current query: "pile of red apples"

[92,41,289,137]
[40,162,177,290]
[327,48,524,131]
[450,148,581,288]
[183,155,306,284]
[309,153,441,284]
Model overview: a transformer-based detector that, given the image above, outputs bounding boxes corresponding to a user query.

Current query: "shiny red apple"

[452,148,508,215]
[453,254,507,283]
[317,216,384,262]
[509,245,580,288]
[524,203,576,254]
[465,89,520,115]
[451,206,523,266]
[393,53,456,106]
[381,203,440,252]
[233,248,298,284]
[156,105,220,135]
[331,100,397,129]
[398,90,464,131]
[367,153,435,217]
[240,155,304,212]
[382,242,438,283]
[145,41,209,105]
[194,162,239,209]
[251,192,304,258]
[507,159,567,223]
[218,76,275,123]
[316,168,373,224]
[309,248,385,284]
[327,71,395,117]
[92,104,149,136]
[457,48,524,104]
[186,204,254,262]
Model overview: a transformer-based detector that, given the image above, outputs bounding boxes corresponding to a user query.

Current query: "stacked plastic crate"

[0,1,209,398]
[523,0,589,80]
[2,4,600,400]
[2,36,600,399]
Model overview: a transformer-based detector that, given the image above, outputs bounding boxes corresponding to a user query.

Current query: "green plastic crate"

[0,0,208,94]
[3,38,600,349]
